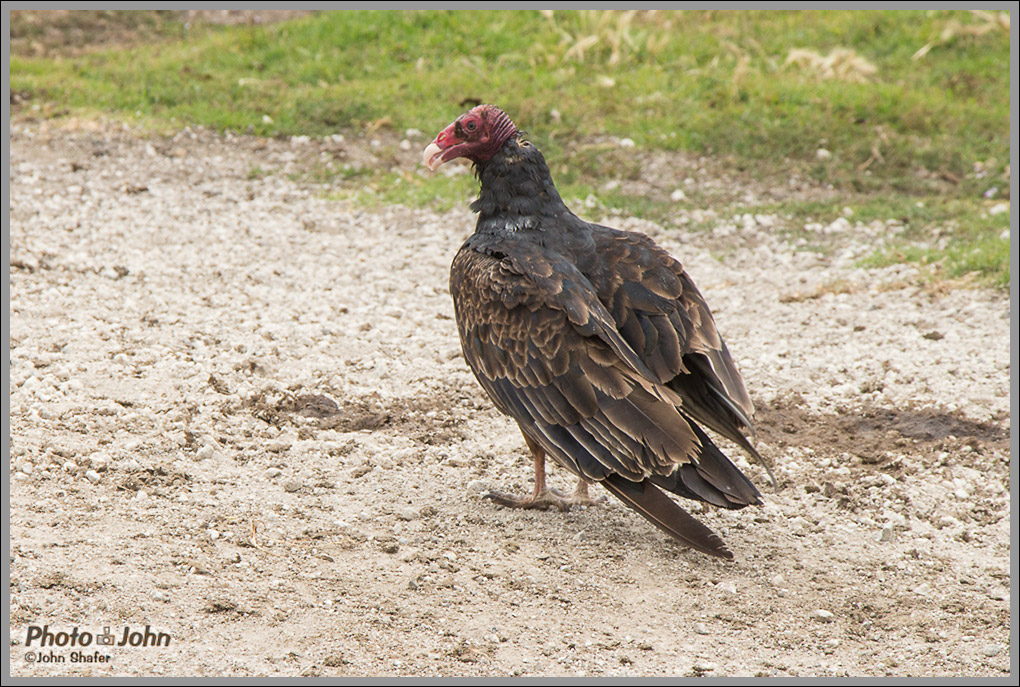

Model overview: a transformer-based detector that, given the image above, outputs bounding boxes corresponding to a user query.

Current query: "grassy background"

[10,9,1011,287]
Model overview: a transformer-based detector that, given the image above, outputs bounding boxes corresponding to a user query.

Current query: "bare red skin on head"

[424,105,518,169]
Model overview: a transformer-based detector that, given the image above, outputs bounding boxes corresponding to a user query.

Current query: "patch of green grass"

[11,10,1010,287]
[11,11,1009,191]
[755,194,1011,287]
[854,198,1010,288]
[864,232,1010,289]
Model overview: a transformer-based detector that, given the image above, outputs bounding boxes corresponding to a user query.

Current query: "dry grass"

[535,10,674,66]
[913,9,1010,60]
[783,48,878,83]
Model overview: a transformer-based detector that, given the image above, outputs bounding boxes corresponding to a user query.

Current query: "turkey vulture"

[423,104,774,559]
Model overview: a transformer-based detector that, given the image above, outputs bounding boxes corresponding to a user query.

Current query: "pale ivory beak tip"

[422,142,443,171]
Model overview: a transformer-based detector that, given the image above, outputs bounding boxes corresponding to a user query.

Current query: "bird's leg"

[483,433,605,511]
[570,477,607,507]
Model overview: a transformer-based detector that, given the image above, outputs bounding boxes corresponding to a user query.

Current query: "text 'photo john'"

[25,625,172,649]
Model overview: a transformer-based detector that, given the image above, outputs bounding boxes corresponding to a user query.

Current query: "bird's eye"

[466,120,477,132]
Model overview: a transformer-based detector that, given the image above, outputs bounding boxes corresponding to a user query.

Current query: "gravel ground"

[7,120,1011,677]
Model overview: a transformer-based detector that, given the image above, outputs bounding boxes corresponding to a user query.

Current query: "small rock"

[981,643,1002,657]
[813,609,835,622]
[380,541,399,554]
[264,467,282,479]
[717,580,737,594]
[466,480,487,494]
[816,148,832,160]
[878,526,894,542]
[692,662,718,674]
[399,139,412,151]
[670,188,687,202]
[770,574,786,586]
[151,590,170,602]
[350,465,372,479]
[283,480,303,493]
[84,470,101,484]
[988,202,1009,216]
[196,445,217,460]
[397,507,419,521]
[693,623,710,635]
[618,137,635,148]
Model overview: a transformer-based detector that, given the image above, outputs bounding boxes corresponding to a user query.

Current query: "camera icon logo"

[96,627,115,646]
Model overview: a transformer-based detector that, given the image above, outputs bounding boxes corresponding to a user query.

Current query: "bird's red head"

[422,104,518,171]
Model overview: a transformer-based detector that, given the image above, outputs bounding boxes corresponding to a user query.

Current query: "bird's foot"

[484,481,605,512]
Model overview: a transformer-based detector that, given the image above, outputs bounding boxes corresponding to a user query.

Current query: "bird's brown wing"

[450,237,761,508]
[589,227,774,485]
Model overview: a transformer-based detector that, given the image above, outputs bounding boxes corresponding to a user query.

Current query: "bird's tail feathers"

[600,474,733,560]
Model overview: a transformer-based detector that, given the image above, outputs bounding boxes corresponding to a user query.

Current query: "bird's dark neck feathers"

[470,138,573,237]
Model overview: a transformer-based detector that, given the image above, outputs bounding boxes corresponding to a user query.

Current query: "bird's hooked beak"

[422,141,445,172]
[422,122,460,171]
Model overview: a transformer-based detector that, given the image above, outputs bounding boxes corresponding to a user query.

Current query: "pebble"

[670,188,687,202]
[396,507,419,521]
[466,480,487,494]
[196,445,217,460]
[813,609,835,622]
[264,467,282,479]
[693,623,710,635]
[878,526,894,542]
[816,148,832,160]
[84,470,101,484]
[151,590,170,602]
[692,662,718,674]
[283,480,303,493]
[717,580,737,594]
[981,643,1002,657]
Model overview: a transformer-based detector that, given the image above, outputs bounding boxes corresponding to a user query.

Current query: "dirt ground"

[7,116,1011,677]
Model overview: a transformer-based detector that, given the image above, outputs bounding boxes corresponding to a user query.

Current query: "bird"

[423,104,774,559]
